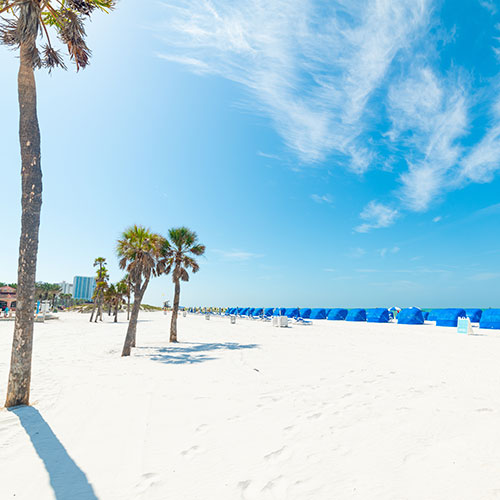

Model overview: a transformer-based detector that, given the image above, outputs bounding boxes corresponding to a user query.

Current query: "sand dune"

[2,312,500,499]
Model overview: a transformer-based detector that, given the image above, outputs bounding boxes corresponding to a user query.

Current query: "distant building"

[0,286,16,310]
[72,276,96,301]
[60,281,73,295]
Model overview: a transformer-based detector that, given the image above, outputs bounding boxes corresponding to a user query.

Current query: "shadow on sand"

[135,342,259,365]
[10,406,98,500]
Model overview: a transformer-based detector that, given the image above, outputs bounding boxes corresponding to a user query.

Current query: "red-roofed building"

[0,286,16,310]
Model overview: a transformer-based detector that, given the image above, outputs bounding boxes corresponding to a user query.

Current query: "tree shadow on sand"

[9,406,98,500]
[135,342,259,365]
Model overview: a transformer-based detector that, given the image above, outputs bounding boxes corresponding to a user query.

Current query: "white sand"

[2,312,500,499]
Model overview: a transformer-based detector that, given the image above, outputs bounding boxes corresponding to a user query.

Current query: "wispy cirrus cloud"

[311,193,333,205]
[387,67,468,212]
[213,249,263,261]
[159,0,500,232]
[355,201,399,233]
[479,0,497,14]
[159,0,430,171]
[379,246,400,257]
[460,97,500,183]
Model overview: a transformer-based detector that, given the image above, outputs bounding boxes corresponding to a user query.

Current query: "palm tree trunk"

[90,301,96,322]
[5,43,42,408]
[122,289,144,356]
[127,293,130,321]
[114,302,118,323]
[95,292,102,322]
[170,279,180,343]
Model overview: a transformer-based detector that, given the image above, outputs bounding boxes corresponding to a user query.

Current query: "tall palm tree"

[159,227,205,343]
[117,226,163,356]
[2,1,115,408]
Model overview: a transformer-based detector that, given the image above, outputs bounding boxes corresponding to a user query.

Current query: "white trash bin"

[230,315,236,324]
[279,316,288,327]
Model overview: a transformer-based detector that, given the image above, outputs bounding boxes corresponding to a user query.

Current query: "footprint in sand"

[307,412,322,420]
[264,446,289,462]
[135,472,160,496]
[262,475,287,499]
[196,423,208,433]
[181,445,202,459]
[238,480,261,500]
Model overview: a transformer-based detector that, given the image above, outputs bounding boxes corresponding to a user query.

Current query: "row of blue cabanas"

[221,307,500,329]
[224,307,389,322]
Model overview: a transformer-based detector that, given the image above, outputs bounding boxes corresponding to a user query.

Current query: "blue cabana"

[300,308,312,318]
[253,308,263,317]
[428,309,442,322]
[239,307,249,316]
[284,307,299,318]
[310,308,327,319]
[434,308,466,327]
[247,308,255,316]
[423,311,429,320]
[327,308,348,321]
[466,309,482,323]
[264,307,274,317]
[480,309,500,330]
[366,308,390,323]
[346,309,366,322]
[397,307,424,325]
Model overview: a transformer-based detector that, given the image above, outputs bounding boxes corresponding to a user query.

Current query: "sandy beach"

[2,312,500,499]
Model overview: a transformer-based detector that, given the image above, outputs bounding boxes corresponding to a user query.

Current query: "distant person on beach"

[4,306,10,318]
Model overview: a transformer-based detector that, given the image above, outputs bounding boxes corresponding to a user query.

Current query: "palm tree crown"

[117,225,163,289]
[0,0,115,71]
[159,227,205,282]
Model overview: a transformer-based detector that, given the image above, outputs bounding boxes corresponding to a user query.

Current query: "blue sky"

[1,0,500,308]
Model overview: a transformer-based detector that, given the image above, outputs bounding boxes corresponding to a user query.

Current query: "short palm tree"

[159,227,205,343]
[2,0,115,408]
[114,280,128,322]
[117,225,163,356]
[120,274,132,320]
[90,257,108,322]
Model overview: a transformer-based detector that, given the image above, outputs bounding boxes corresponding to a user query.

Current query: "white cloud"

[355,201,399,233]
[159,0,430,170]
[213,249,263,261]
[347,247,366,259]
[157,53,210,71]
[257,151,281,160]
[159,1,500,227]
[388,67,468,212]
[311,193,333,204]
[460,104,500,183]
[432,216,442,222]
[469,272,500,281]
[379,246,400,257]
[479,0,497,14]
